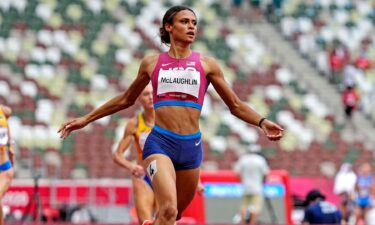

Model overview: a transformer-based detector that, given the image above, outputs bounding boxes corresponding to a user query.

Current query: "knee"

[159,203,178,221]
[0,169,13,197]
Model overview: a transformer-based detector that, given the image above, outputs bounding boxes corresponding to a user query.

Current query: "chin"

[185,39,194,44]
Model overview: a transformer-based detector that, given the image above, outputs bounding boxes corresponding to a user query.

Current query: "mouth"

[187,31,195,37]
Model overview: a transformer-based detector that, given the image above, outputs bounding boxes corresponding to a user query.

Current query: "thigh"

[176,168,200,215]
[0,168,14,198]
[250,194,264,213]
[143,154,177,207]
[132,177,156,216]
[241,195,251,209]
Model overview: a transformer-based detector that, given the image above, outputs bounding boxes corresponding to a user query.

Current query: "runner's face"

[360,163,371,175]
[139,85,153,109]
[166,10,197,44]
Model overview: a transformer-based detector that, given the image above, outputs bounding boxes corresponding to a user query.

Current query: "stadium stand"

[0,0,374,180]
[277,0,375,124]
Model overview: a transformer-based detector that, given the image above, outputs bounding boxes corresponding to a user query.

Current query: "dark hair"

[160,5,196,44]
[304,189,325,206]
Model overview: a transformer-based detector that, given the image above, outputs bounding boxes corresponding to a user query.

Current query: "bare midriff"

[155,106,201,134]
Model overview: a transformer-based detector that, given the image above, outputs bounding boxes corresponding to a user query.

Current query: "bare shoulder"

[200,54,221,76]
[125,117,138,133]
[142,54,159,65]
[120,116,137,137]
[0,104,12,117]
[200,55,217,67]
[141,54,159,73]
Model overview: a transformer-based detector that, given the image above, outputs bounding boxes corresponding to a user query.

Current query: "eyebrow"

[180,18,197,22]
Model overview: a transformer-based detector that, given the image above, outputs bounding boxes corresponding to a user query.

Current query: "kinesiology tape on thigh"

[147,160,157,181]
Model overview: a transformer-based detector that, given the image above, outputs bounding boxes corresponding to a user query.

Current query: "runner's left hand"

[260,119,284,141]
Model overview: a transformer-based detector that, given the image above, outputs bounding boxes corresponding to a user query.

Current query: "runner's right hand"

[58,117,88,139]
[131,164,146,178]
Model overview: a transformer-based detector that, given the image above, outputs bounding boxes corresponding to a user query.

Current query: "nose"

[188,22,195,29]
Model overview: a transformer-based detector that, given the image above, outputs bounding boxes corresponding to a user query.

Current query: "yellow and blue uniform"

[134,113,152,162]
[0,107,9,149]
[134,112,153,187]
[0,107,12,171]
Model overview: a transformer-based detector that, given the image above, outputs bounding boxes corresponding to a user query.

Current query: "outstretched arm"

[112,118,145,178]
[204,57,283,141]
[58,56,153,139]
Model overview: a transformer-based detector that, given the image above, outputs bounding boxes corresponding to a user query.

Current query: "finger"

[58,125,65,133]
[270,129,283,136]
[269,122,284,131]
[267,134,282,141]
[268,129,283,136]
[58,121,71,132]
[59,130,64,138]
[276,125,284,131]
[66,130,72,138]
[272,135,282,141]
[267,124,284,132]
[270,133,282,138]
[60,128,67,138]
[61,130,71,139]
[268,132,282,137]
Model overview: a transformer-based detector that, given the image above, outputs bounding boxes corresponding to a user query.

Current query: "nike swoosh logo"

[195,139,202,146]
[162,62,174,67]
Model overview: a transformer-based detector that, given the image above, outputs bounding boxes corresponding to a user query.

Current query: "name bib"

[157,69,200,98]
[0,127,8,146]
[139,132,150,150]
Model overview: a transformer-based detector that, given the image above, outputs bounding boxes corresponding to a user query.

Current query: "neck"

[143,108,155,126]
[168,42,191,59]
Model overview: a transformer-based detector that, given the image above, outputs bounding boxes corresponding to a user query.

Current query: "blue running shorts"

[357,197,371,209]
[143,125,203,170]
[0,160,12,171]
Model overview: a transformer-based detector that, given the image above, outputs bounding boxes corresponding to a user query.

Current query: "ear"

[165,23,172,32]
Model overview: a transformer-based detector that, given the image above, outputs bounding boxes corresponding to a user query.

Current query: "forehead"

[174,10,196,20]
[141,84,152,93]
